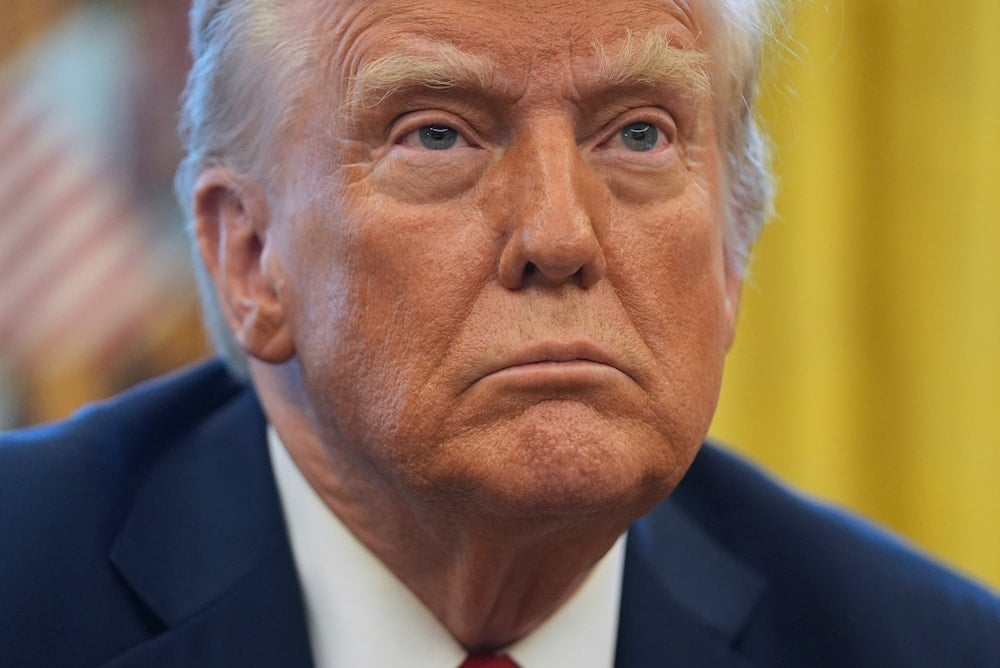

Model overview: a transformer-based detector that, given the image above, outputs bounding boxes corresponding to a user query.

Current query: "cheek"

[282,190,494,444]
[614,191,727,324]
[609,188,731,417]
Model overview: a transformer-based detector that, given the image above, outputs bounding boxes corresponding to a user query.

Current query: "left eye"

[619,122,659,152]
[417,125,459,150]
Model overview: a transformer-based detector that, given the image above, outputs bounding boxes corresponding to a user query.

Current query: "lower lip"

[481,360,627,390]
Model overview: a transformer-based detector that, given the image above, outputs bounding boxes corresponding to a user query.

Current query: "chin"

[433,400,694,522]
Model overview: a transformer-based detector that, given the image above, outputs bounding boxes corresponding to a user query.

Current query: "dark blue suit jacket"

[2,360,999,667]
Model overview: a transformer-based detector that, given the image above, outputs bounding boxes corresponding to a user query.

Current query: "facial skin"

[195,0,741,650]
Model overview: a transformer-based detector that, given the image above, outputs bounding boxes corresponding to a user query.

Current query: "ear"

[722,269,743,352]
[193,168,295,364]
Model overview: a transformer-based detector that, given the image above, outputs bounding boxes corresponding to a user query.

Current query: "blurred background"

[0,0,997,590]
[0,0,204,426]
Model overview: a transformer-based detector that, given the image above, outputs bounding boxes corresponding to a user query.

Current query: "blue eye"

[419,125,459,150]
[620,122,658,152]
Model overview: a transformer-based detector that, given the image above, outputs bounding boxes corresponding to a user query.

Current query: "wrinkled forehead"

[294,0,722,88]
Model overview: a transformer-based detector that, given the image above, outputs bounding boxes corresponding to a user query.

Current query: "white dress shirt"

[268,427,625,668]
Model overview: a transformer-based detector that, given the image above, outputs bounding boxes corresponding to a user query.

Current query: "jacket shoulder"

[666,442,1000,666]
[0,359,254,667]
[1,359,247,480]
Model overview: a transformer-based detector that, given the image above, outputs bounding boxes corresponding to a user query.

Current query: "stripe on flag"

[0,73,169,374]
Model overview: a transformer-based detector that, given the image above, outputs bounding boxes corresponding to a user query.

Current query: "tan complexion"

[195,0,741,652]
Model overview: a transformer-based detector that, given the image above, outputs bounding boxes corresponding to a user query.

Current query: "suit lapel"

[105,388,312,667]
[617,501,766,668]
[101,543,312,668]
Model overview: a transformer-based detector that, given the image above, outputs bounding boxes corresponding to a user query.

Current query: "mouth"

[471,340,634,391]
[503,341,620,367]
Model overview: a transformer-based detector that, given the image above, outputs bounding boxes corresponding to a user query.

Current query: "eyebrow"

[590,30,711,95]
[345,30,710,115]
[346,44,495,111]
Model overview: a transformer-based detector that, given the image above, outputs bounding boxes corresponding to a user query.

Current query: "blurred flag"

[0,84,164,373]
[0,1,207,426]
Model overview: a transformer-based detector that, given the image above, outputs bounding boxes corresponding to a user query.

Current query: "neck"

[286,424,624,649]
[253,363,631,650]
[395,516,624,650]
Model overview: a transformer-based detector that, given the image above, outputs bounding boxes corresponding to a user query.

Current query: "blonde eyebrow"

[343,33,708,116]
[347,44,494,110]
[591,31,711,94]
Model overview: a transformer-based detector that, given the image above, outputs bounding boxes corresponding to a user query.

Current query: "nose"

[497,124,607,290]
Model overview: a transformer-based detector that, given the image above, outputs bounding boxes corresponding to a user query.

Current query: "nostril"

[523,262,538,277]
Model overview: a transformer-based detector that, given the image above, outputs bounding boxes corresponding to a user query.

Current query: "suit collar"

[106,373,312,666]
[617,495,766,667]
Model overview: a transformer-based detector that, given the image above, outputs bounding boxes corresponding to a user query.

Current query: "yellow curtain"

[712,0,1000,589]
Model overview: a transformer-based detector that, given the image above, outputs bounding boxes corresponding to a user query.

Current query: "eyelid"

[389,111,486,148]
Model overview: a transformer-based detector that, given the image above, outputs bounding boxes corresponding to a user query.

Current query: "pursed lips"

[470,340,636,390]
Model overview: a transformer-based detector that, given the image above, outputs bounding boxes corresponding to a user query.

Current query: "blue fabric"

[2,360,998,667]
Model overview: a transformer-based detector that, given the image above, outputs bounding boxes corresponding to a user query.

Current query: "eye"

[398,123,474,151]
[620,122,659,152]
[418,124,459,150]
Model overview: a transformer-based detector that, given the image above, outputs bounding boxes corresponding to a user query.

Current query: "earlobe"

[231,292,296,364]
[193,168,296,364]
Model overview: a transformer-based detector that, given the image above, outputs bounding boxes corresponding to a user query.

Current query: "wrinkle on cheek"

[474,159,513,235]
[325,139,375,180]
[277,139,371,223]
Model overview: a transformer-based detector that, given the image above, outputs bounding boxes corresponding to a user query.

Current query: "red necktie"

[459,654,520,668]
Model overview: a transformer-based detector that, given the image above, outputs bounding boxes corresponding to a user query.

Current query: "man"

[2,0,999,666]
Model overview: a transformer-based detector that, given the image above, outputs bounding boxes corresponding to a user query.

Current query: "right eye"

[399,124,471,150]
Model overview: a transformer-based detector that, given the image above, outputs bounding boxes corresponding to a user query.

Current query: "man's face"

[266,0,741,518]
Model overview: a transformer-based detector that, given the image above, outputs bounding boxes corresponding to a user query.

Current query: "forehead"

[303,0,715,88]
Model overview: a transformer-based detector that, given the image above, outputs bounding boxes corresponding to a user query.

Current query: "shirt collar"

[268,426,624,668]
